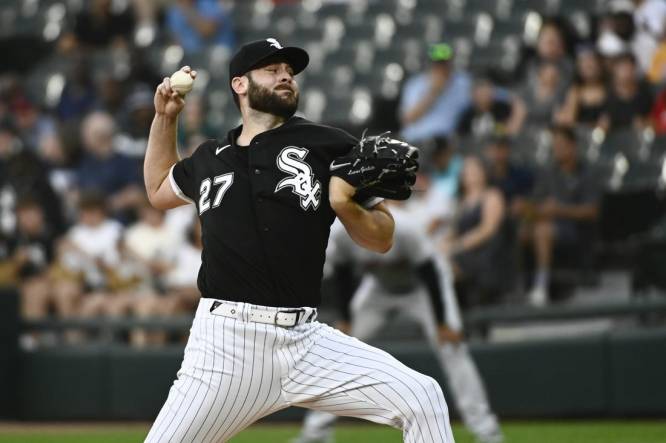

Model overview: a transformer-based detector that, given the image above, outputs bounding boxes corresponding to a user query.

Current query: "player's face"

[246,62,299,119]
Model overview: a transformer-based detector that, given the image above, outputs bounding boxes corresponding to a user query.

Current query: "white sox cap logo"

[266,38,283,49]
[275,146,321,211]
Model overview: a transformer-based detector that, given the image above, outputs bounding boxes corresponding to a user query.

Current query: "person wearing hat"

[143,39,454,443]
[399,42,472,144]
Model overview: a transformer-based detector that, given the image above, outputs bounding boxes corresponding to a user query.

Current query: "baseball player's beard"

[247,76,299,119]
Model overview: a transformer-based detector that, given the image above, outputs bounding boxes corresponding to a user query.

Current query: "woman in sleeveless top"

[556,47,608,127]
[441,156,508,307]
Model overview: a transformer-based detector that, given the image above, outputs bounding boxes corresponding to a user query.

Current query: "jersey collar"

[227,116,302,148]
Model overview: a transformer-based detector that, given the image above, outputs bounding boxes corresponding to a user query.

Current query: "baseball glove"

[330,132,419,202]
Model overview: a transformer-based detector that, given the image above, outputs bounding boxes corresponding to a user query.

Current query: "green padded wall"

[608,329,666,415]
[470,336,609,416]
[14,329,666,420]
[0,289,19,418]
[19,346,108,419]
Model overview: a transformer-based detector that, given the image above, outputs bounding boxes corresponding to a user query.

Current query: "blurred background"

[1,0,666,438]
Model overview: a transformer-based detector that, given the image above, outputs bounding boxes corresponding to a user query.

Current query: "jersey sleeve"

[169,141,214,204]
[331,127,358,157]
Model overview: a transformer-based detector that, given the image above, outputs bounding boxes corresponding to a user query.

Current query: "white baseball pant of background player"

[144,296,455,443]
[297,215,501,443]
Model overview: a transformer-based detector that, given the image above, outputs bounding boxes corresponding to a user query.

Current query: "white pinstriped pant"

[145,298,454,443]
[300,275,500,442]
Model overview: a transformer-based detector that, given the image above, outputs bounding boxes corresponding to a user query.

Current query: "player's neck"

[237,109,288,146]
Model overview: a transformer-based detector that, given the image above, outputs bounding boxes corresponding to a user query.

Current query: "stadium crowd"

[1,0,666,347]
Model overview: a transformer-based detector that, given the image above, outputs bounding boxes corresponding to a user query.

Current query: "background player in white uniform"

[295,203,502,443]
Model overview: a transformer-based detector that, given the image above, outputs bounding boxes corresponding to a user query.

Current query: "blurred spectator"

[399,43,471,143]
[123,198,183,291]
[428,137,463,200]
[166,0,235,53]
[441,156,508,307]
[94,199,187,346]
[53,193,127,319]
[0,120,65,235]
[597,7,634,60]
[519,61,563,130]
[176,94,215,148]
[650,87,666,133]
[56,55,98,122]
[0,76,57,150]
[9,198,56,321]
[36,132,79,218]
[457,76,526,138]
[96,73,127,119]
[525,126,600,307]
[116,85,155,158]
[556,48,609,128]
[76,111,143,219]
[632,0,666,73]
[599,53,654,132]
[123,217,203,346]
[647,18,666,84]
[12,98,57,152]
[522,20,574,92]
[64,0,135,50]
[484,135,535,219]
[128,47,163,89]
[162,218,203,313]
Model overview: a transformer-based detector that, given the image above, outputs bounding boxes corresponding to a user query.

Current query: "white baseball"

[170,70,194,96]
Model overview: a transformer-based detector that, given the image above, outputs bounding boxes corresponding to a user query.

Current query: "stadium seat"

[511,0,555,15]
[322,95,353,125]
[442,18,477,40]
[315,2,350,20]
[558,0,602,13]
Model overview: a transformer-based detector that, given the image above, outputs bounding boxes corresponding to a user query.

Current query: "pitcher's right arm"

[144,66,197,210]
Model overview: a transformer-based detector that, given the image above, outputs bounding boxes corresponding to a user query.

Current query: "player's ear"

[231,76,248,96]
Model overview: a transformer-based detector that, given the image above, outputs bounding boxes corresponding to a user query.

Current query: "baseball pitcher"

[142,39,454,443]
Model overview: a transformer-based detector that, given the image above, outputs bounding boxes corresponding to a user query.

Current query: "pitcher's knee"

[424,375,448,414]
[402,374,449,423]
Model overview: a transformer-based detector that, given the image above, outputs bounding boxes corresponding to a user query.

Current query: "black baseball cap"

[229,38,309,82]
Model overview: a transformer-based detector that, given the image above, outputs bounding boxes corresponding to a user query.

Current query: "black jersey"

[170,116,357,308]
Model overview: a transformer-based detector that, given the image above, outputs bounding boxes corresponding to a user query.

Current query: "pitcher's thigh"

[288,327,455,442]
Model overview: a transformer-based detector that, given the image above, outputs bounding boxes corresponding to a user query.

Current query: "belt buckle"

[276,309,304,327]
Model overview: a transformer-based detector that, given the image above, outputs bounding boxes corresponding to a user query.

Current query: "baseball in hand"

[170,70,194,96]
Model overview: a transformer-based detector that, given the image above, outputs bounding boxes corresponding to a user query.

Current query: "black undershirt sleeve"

[334,263,357,322]
[416,259,445,324]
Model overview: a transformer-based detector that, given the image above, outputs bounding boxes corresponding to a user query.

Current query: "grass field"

[1,421,666,443]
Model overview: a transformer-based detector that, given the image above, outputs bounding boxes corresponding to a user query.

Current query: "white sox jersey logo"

[275,146,321,211]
